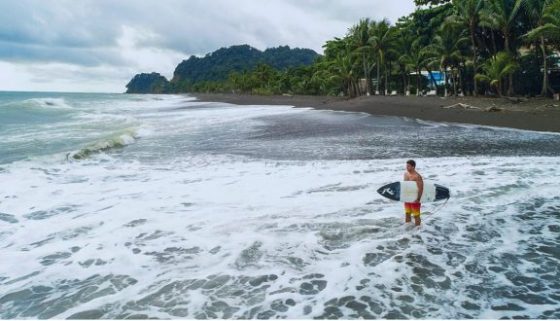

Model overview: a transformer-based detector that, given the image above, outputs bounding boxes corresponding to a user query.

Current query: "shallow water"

[0,92,559,319]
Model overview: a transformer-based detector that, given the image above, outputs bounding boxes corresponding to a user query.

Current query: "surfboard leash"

[429,197,450,215]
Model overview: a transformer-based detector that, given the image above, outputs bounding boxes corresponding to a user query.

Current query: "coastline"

[193,93,560,133]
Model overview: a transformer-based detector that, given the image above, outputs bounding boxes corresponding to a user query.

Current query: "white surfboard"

[377,181,450,203]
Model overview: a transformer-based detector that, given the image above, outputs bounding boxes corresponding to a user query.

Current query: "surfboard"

[377,181,450,203]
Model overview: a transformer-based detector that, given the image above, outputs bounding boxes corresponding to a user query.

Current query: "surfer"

[404,160,423,226]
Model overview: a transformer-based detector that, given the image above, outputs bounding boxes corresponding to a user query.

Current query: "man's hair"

[407,160,416,167]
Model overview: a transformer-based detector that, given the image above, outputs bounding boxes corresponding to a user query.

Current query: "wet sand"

[194,94,560,133]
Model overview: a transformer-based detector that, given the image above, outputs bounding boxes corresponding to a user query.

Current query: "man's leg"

[404,203,412,223]
[413,203,421,226]
[414,215,421,226]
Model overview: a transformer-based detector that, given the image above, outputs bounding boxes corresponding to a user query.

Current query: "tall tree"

[448,0,484,95]
[480,0,524,96]
[400,40,431,96]
[369,19,397,95]
[426,25,468,96]
[329,54,359,97]
[323,37,359,97]
[531,0,560,48]
[476,52,519,96]
[350,19,373,95]
[394,24,415,95]
[524,0,560,95]
[323,37,350,61]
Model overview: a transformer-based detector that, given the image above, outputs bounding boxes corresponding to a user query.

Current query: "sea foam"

[0,93,559,319]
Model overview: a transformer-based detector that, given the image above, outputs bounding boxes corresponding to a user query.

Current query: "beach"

[194,94,560,133]
[2,92,560,318]
[4,0,560,317]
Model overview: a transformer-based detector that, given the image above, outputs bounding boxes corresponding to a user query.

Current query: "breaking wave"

[67,129,138,160]
[24,97,73,109]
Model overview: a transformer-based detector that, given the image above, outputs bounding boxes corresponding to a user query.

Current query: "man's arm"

[416,176,424,202]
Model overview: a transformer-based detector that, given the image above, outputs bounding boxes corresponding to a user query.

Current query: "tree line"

[126,45,318,94]
[192,0,560,98]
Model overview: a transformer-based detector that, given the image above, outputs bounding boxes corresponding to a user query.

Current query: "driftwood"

[485,106,503,112]
[504,96,528,104]
[536,103,559,111]
[443,103,503,112]
[442,103,481,110]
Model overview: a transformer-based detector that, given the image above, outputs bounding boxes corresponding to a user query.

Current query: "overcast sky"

[0,1,416,93]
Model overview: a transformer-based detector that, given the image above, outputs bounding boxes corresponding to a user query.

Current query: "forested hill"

[172,45,318,83]
[125,45,318,93]
[125,73,170,94]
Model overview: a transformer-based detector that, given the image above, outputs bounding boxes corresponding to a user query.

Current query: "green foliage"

[525,0,560,47]
[172,45,260,84]
[414,0,451,6]
[171,45,318,86]
[127,0,560,97]
[476,51,519,96]
[125,73,170,94]
[408,4,454,48]
[514,52,544,95]
[369,19,399,94]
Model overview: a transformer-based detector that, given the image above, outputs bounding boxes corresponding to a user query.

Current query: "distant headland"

[125,45,318,94]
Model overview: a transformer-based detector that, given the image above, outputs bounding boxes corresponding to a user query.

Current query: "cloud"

[0,41,126,66]
[0,0,416,92]
[0,61,127,92]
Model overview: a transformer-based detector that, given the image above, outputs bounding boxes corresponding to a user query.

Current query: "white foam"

[66,129,138,160]
[1,95,559,319]
[438,119,560,136]
[1,155,559,318]
[25,97,73,109]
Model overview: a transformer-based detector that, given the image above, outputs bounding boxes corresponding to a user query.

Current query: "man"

[404,160,423,226]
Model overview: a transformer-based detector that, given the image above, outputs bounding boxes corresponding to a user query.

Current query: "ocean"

[0,91,559,319]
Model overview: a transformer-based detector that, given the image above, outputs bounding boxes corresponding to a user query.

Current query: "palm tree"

[323,37,349,60]
[448,0,484,96]
[534,0,560,46]
[475,51,519,97]
[524,0,560,95]
[329,53,359,97]
[369,19,397,95]
[400,40,431,96]
[394,27,415,95]
[426,25,468,97]
[350,19,373,95]
[480,0,524,96]
[228,71,252,94]
[252,64,276,91]
[310,65,331,95]
[322,37,362,96]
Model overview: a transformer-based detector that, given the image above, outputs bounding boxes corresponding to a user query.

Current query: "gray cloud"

[0,41,126,66]
[0,0,415,91]
[0,1,117,48]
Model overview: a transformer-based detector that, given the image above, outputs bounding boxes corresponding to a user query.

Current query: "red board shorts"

[404,202,421,217]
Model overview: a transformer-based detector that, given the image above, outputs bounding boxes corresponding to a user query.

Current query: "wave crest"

[68,129,138,160]
[24,98,73,110]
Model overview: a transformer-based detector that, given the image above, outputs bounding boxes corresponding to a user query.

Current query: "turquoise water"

[0,92,149,164]
[1,91,559,319]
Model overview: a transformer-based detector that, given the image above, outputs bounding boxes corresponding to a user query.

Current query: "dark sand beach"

[195,94,560,133]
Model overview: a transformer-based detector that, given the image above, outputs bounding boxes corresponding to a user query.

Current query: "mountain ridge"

[125,44,319,93]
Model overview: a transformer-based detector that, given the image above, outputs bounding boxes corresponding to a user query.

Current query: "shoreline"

[193,93,560,133]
